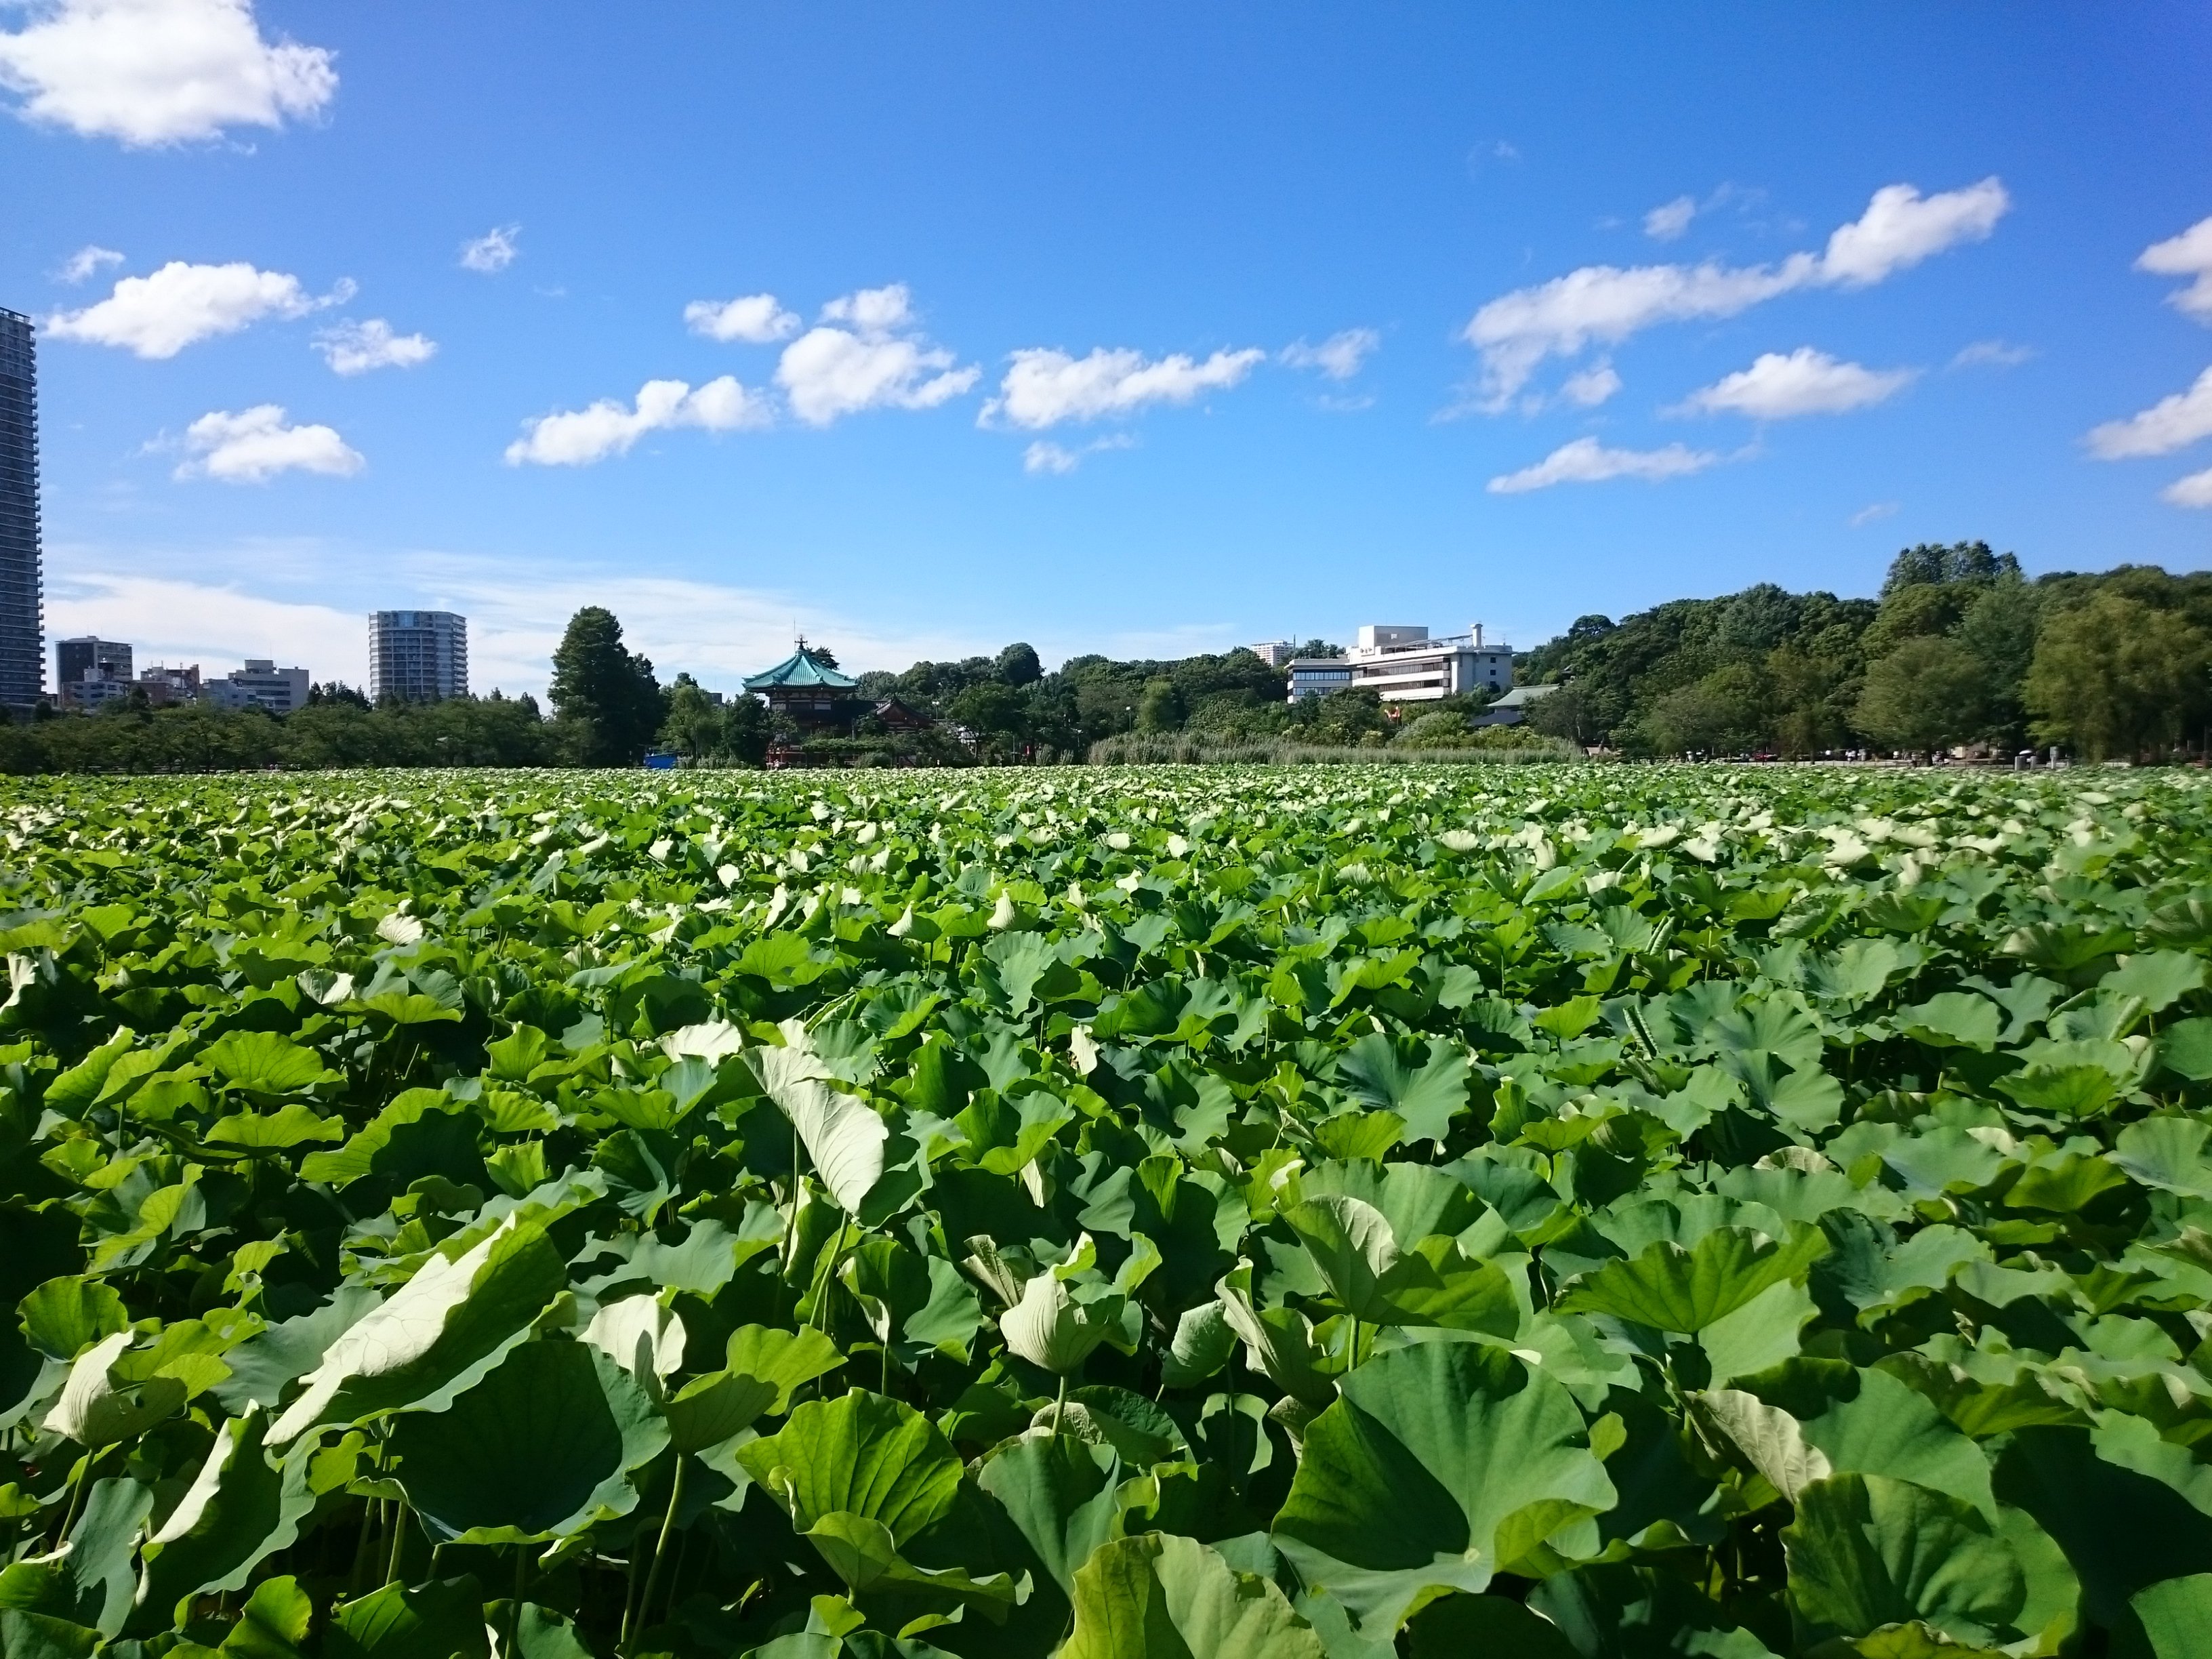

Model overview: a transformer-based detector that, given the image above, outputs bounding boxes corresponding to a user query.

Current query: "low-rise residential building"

[138,663,201,706]
[1288,623,1513,703]
[208,659,310,714]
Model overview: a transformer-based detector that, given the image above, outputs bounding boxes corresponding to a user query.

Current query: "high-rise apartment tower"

[0,310,45,708]
[369,610,468,702]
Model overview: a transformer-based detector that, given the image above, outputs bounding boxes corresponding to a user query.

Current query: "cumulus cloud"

[1644,196,1697,241]
[1461,178,2008,405]
[985,345,1266,430]
[774,285,978,426]
[1674,348,1917,419]
[57,243,122,283]
[0,0,334,146]
[1021,434,1136,475]
[684,293,799,344]
[504,376,769,466]
[2138,216,2212,323]
[2085,367,2212,460]
[175,405,362,483]
[1950,339,2034,369]
[314,318,435,376]
[1281,328,1380,381]
[1559,363,1622,407]
[459,225,520,274]
[2165,468,2212,509]
[1486,436,1720,494]
[46,260,343,357]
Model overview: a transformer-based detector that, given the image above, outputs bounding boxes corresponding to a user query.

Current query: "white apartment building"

[1288,623,1513,703]
[208,659,310,714]
[1247,640,1296,668]
[370,610,468,702]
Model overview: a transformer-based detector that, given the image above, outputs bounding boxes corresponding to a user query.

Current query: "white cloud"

[314,318,436,375]
[56,243,122,283]
[684,292,799,344]
[0,0,334,146]
[1559,363,1622,407]
[175,405,363,483]
[1644,196,1696,241]
[1021,434,1136,475]
[2165,468,2212,509]
[1950,338,2034,369]
[1849,501,1900,527]
[2085,367,2212,459]
[774,285,977,426]
[2138,216,2212,323]
[1460,178,2009,405]
[1281,328,1380,381]
[1675,347,1917,419]
[985,345,1266,429]
[46,260,342,358]
[1486,436,1720,494]
[459,225,520,274]
[49,571,361,680]
[504,375,769,466]
[1817,179,2008,287]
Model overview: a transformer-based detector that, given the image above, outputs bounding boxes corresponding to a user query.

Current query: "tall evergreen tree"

[549,607,665,766]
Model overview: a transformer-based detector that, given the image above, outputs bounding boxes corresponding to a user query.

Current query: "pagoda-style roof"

[743,644,858,693]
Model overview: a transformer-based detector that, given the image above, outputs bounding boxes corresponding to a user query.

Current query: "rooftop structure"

[743,641,860,731]
[1471,682,1560,727]
[369,610,468,702]
[0,310,44,708]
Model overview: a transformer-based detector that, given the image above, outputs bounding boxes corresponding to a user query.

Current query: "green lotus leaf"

[200,1031,341,1097]
[1529,1561,1784,1659]
[132,1404,315,1631]
[326,1575,489,1659]
[205,1105,344,1149]
[19,1275,129,1361]
[268,1211,568,1443]
[1782,1473,2028,1646]
[1896,994,2002,1052]
[2158,1018,2212,1082]
[388,1340,663,1542]
[1271,1340,1618,1633]
[1059,1532,1325,1659]
[750,1023,888,1215]
[976,1433,1123,1601]
[2110,1118,2212,1199]
[2131,1574,2212,1659]
[1335,1033,1471,1147]
[2101,951,2207,1015]
[737,1389,964,1549]
[1559,1224,1828,1334]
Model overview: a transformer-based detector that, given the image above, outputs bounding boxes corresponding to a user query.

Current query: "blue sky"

[3,2,2207,695]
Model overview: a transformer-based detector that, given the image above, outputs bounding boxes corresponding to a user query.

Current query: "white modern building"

[1288,623,1513,704]
[208,660,310,714]
[1247,640,1297,668]
[369,610,468,703]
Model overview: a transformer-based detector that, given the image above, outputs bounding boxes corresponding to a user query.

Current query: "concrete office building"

[369,610,468,702]
[56,636,132,707]
[208,660,310,714]
[1288,623,1514,705]
[0,310,44,709]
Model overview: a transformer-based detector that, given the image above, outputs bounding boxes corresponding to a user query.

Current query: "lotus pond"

[3,764,2212,1659]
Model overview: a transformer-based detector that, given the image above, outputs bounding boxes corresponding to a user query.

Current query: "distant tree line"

[5,550,2206,773]
[1515,544,2212,761]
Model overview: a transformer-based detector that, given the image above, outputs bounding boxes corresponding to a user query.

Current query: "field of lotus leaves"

[3,764,2212,1659]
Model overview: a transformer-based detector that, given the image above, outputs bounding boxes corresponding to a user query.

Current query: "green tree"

[1853,636,1988,753]
[1134,678,1186,732]
[1954,577,2043,744]
[660,674,722,760]
[1396,709,1473,748]
[2025,593,2212,759]
[1635,663,1767,756]
[994,642,1043,686]
[1526,682,1589,746]
[549,607,664,766]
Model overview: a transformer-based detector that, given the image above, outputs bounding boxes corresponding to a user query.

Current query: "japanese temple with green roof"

[741,640,861,732]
